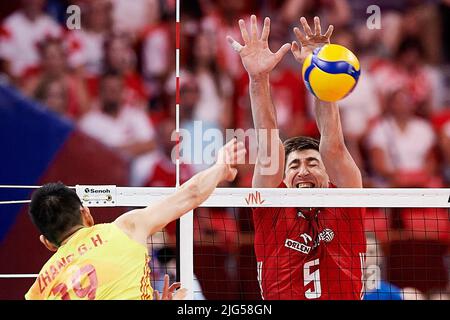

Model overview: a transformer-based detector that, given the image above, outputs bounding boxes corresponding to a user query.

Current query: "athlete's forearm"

[249,75,285,187]
[314,100,345,152]
[315,99,362,187]
[144,163,228,229]
[179,163,228,209]
[116,163,228,242]
[249,75,278,132]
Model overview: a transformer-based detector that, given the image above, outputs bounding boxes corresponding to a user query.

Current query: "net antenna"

[175,0,194,300]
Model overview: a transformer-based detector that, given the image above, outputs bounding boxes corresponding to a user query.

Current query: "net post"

[179,210,194,299]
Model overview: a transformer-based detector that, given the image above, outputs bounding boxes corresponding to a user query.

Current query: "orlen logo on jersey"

[318,228,335,243]
[84,188,111,194]
[285,239,311,254]
[300,233,313,244]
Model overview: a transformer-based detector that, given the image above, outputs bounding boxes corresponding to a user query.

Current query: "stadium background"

[0,0,449,300]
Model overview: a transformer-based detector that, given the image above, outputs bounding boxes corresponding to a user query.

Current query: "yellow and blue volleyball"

[302,44,361,102]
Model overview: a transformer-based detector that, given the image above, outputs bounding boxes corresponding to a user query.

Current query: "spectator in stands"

[22,37,89,119]
[372,37,444,117]
[145,117,193,187]
[141,1,171,95]
[439,121,450,185]
[0,0,62,80]
[400,1,442,65]
[66,0,113,77]
[199,0,249,79]
[101,33,149,108]
[332,27,381,178]
[110,0,160,38]
[33,75,68,116]
[363,232,403,300]
[151,244,206,300]
[366,204,449,297]
[278,0,351,30]
[189,30,233,130]
[367,86,439,187]
[427,287,450,300]
[373,207,449,295]
[401,287,426,300]
[165,69,222,174]
[79,71,156,186]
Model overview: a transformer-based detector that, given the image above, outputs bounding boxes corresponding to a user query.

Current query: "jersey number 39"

[50,264,98,300]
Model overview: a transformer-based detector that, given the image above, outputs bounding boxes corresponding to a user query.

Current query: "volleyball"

[302,44,361,102]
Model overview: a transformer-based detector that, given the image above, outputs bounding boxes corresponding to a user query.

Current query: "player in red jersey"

[227,16,366,299]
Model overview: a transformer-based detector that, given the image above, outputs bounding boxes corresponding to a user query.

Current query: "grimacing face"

[283,149,329,188]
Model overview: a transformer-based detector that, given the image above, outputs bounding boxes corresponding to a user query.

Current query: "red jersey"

[253,183,366,300]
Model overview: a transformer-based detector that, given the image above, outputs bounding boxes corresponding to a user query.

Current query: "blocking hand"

[227,15,291,79]
[154,274,188,300]
[291,16,334,64]
[216,138,246,182]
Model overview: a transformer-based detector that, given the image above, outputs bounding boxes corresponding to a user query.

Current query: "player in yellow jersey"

[25,138,246,300]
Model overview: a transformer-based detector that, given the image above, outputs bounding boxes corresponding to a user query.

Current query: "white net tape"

[3,185,450,207]
[1,184,449,301]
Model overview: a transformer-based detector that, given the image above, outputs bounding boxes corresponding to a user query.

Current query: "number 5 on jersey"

[304,259,321,299]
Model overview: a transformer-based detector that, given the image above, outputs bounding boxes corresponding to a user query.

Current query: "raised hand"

[216,138,246,182]
[227,15,291,79]
[154,274,188,300]
[291,16,334,64]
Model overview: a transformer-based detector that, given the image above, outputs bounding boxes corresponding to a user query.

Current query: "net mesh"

[191,207,449,300]
[147,224,177,295]
[1,188,449,300]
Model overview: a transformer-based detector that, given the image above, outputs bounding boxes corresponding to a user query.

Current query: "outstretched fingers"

[233,139,247,165]
[300,17,313,37]
[324,24,334,39]
[291,41,302,62]
[238,19,250,43]
[229,140,246,165]
[162,274,170,299]
[314,16,321,36]
[233,144,247,165]
[260,17,270,42]
[250,15,258,41]
[293,26,307,45]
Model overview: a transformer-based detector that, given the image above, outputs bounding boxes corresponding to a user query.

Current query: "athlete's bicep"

[114,189,195,245]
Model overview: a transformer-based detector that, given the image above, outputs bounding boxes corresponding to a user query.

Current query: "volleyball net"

[0,185,449,300]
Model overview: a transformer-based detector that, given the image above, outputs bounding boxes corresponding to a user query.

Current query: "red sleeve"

[251,182,286,229]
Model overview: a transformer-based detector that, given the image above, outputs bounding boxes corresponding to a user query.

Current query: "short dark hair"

[29,182,83,246]
[283,136,320,160]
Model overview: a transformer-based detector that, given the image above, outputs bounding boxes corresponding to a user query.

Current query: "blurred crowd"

[1,0,449,299]
[1,0,450,188]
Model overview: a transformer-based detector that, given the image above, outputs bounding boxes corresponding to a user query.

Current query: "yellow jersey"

[25,223,153,300]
